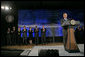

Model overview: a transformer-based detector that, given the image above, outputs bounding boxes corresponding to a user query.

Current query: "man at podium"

[61,13,80,53]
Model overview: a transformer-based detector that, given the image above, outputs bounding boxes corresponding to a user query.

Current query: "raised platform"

[1,44,84,56]
[20,44,84,56]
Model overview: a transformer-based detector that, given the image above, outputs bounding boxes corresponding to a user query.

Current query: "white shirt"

[64,18,67,21]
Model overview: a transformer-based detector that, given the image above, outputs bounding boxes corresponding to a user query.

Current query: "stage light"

[1,5,12,11]
[1,6,4,9]
[6,15,14,23]
[4,6,9,10]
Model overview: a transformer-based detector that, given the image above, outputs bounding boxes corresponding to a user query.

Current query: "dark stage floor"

[1,49,24,56]
[1,43,84,56]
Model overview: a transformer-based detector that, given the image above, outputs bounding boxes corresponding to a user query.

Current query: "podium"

[62,20,80,53]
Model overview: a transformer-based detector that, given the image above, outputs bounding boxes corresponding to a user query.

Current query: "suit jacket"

[22,29,27,38]
[29,30,33,38]
[41,28,46,34]
[6,31,11,39]
[61,19,70,29]
[34,28,39,37]
[18,31,21,36]
[34,28,39,33]
[11,30,17,38]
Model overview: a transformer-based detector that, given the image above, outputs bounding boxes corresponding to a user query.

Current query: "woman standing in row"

[29,27,33,44]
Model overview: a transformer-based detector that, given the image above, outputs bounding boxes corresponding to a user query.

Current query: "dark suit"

[41,28,46,44]
[18,31,21,45]
[61,19,70,49]
[6,31,11,45]
[11,30,17,45]
[34,28,39,44]
[22,29,27,44]
[29,30,33,40]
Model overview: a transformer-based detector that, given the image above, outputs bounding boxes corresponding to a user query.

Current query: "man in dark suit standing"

[18,27,21,45]
[61,13,70,50]
[29,27,33,44]
[41,25,46,44]
[22,26,27,45]
[34,26,39,45]
[11,26,17,45]
[6,28,11,45]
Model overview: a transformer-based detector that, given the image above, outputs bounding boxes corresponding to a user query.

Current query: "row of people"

[19,25,46,45]
[6,25,46,45]
[6,25,84,45]
[6,26,17,45]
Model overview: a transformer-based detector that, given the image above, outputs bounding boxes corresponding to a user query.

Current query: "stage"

[1,1,84,56]
[22,44,84,56]
[1,43,84,56]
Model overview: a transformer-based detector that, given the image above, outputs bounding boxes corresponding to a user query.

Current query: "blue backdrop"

[18,9,84,38]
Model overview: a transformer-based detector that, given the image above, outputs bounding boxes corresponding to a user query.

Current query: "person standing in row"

[6,28,11,45]
[29,27,33,44]
[34,26,39,45]
[22,26,27,45]
[18,27,21,45]
[41,25,46,44]
[11,26,17,45]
